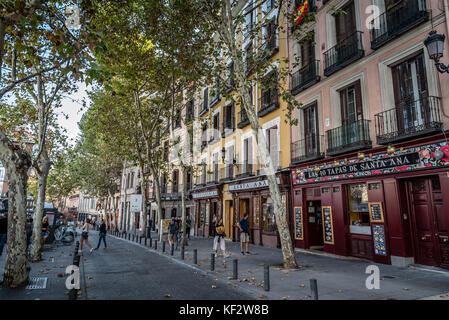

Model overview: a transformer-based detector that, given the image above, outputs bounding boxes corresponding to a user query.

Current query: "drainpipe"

[445,0,449,38]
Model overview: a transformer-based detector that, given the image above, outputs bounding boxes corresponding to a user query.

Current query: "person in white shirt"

[80,218,94,254]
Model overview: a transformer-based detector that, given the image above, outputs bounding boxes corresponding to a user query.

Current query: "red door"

[409,177,449,268]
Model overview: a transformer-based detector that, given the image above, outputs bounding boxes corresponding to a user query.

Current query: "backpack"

[168,221,177,234]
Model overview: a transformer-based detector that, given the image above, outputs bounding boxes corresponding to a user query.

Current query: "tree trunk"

[108,189,118,231]
[150,166,162,234]
[181,166,188,246]
[139,166,148,237]
[29,151,51,262]
[0,133,32,287]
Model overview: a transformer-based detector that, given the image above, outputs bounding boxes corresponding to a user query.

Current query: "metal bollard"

[154,240,158,250]
[128,234,131,240]
[170,244,174,256]
[310,279,318,300]
[232,259,238,280]
[181,246,185,260]
[149,238,153,248]
[264,265,270,291]
[211,253,215,271]
[145,236,147,246]
[132,234,135,242]
[162,241,166,253]
[193,249,198,265]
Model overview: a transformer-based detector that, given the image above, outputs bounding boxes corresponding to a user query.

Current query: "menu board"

[294,207,303,240]
[253,196,260,227]
[372,224,387,256]
[322,206,334,245]
[369,202,384,222]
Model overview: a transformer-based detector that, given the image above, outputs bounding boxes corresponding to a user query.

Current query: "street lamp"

[424,30,449,73]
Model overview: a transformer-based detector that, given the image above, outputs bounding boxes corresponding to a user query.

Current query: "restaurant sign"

[192,190,218,199]
[292,141,449,185]
[229,178,281,191]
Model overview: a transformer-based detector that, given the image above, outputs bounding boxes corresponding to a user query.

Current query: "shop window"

[348,184,370,231]
[262,197,276,232]
[321,187,331,194]
[333,187,340,193]
[368,183,381,190]
[431,177,441,191]
[412,180,425,192]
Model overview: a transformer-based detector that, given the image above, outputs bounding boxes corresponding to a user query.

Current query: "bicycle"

[53,224,75,245]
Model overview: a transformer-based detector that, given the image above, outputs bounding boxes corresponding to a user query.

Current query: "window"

[260,70,279,111]
[243,1,254,38]
[264,0,276,13]
[263,19,277,52]
[173,109,181,129]
[212,113,220,141]
[303,102,319,156]
[131,172,134,188]
[348,184,370,228]
[203,88,209,111]
[335,1,356,43]
[0,168,4,181]
[262,197,276,232]
[339,80,363,125]
[223,103,235,134]
[243,136,253,174]
[266,126,279,168]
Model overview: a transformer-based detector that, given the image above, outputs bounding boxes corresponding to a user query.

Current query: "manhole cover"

[26,277,48,289]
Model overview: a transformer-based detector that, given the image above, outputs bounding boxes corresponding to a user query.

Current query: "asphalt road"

[0,231,253,300]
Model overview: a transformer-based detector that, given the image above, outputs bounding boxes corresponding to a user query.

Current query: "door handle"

[421,236,427,241]
[443,238,448,243]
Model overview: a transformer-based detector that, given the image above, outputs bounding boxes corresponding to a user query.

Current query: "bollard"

[181,246,185,260]
[232,259,238,280]
[264,265,270,291]
[162,241,166,253]
[128,234,131,240]
[149,238,153,248]
[154,240,158,250]
[310,279,318,300]
[132,234,135,242]
[170,244,174,256]
[211,253,215,271]
[145,236,147,246]
[193,249,198,265]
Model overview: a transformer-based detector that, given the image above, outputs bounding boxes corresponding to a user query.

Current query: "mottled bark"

[139,166,148,237]
[0,131,32,287]
[150,166,162,232]
[29,151,50,262]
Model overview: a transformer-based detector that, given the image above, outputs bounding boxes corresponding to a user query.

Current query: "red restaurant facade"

[290,136,449,269]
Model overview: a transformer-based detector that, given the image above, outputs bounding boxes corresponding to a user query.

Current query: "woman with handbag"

[80,218,94,254]
[213,218,228,258]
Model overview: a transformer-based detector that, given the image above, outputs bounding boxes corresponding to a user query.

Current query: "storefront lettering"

[229,178,281,191]
[304,153,420,180]
[192,191,218,199]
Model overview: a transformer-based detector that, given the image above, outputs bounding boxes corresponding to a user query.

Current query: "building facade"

[288,0,449,268]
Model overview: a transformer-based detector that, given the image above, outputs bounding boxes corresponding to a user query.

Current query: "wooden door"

[307,200,323,247]
[409,177,449,268]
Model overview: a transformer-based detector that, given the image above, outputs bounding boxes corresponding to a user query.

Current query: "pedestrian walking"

[213,218,228,258]
[95,219,107,250]
[80,218,94,254]
[167,217,178,247]
[41,216,49,247]
[0,213,7,256]
[185,214,191,240]
[237,213,250,255]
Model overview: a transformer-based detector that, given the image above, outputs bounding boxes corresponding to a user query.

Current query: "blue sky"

[57,81,89,146]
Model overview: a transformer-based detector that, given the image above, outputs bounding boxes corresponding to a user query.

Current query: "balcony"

[207,170,219,185]
[258,90,280,117]
[257,151,281,175]
[219,165,235,182]
[260,34,278,61]
[222,116,235,138]
[374,96,442,145]
[161,185,183,200]
[235,162,256,179]
[238,109,250,128]
[326,119,372,156]
[291,60,320,95]
[291,135,324,164]
[324,31,364,76]
[370,0,428,50]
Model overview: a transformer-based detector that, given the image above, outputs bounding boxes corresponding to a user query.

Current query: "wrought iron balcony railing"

[258,90,280,117]
[374,96,442,145]
[238,109,250,128]
[291,134,324,164]
[235,162,256,178]
[370,0,428,49]
[324,31,364,76]
[219,165,235,182]
[326,119,372,156]
[291,60,320,95]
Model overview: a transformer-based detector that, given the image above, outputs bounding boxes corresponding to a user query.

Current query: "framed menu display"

[322,206,334,245]
[368,202,384,223]
[372,224,387,256]
[294,207,303,240]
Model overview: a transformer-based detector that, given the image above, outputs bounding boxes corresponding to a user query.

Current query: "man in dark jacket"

[0,213,8,256]
[95,219,107,250]
[168,217,178,247]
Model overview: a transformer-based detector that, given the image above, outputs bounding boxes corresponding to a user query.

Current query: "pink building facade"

[288,0,449,268]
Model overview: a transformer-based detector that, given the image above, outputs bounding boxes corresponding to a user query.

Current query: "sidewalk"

[139,232,449,300]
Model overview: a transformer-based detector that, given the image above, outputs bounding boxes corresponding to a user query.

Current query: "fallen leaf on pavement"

[211,285,217,289]
[282,296,290,300]
[259,294,265,299]
[403,288,409,291]
[164,293,171,298]
[338,290,344,293]
[64,291,69,295]
[299,284,305,288]
[88,276,94,280]
[57,273,64,278]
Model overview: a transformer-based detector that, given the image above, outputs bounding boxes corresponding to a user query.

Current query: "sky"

[56,81,89,146]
